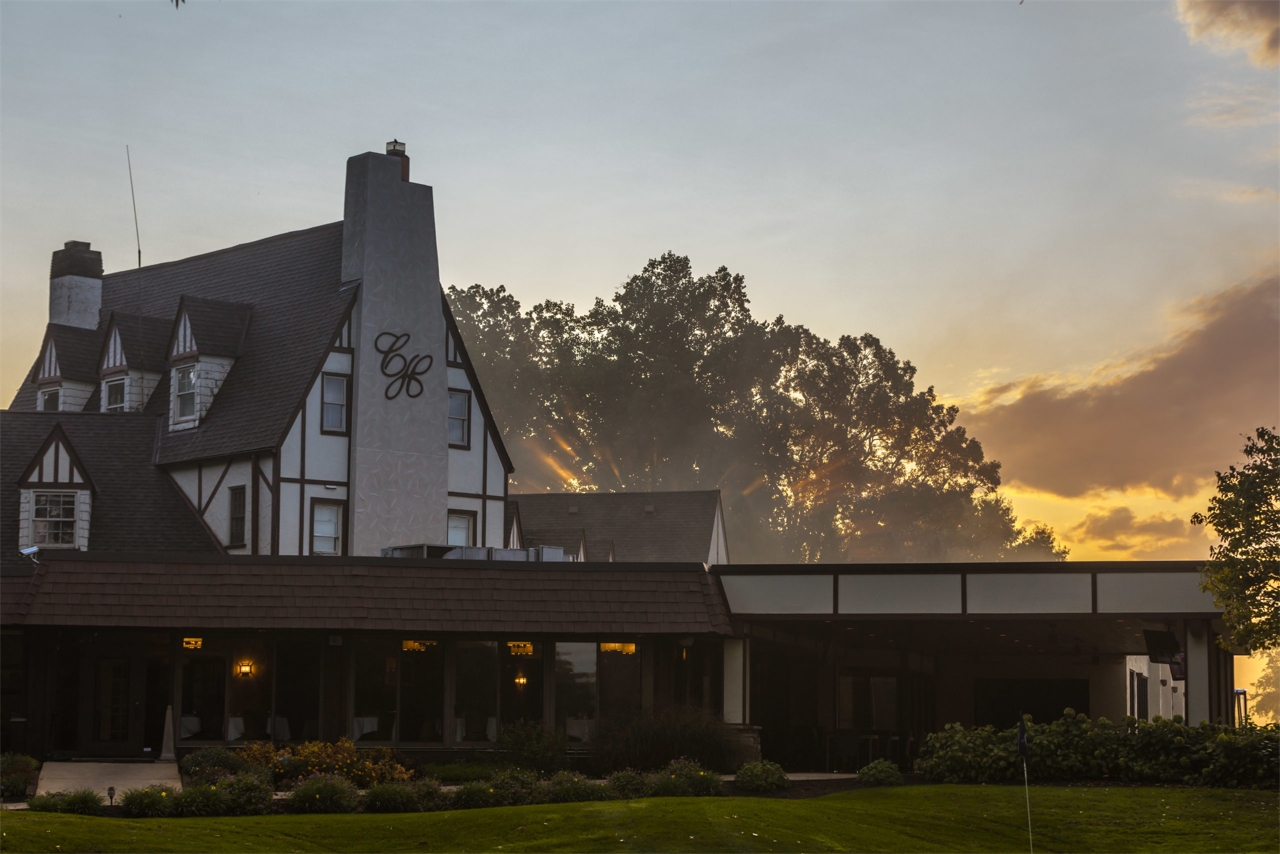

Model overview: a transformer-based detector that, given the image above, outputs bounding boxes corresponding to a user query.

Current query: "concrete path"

[35,761,182,798]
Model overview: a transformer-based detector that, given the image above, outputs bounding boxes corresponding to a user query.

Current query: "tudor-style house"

[9,146,512,559]
[0,144,1240,768]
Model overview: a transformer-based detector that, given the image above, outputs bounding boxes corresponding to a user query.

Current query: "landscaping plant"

[24,792,63,813]
[858,758,905,786]
[646,758,723,797]
[221,773,276,816]
[180,746,248,785]
[605,768,650,799]
[170,783,229,817]
[498,718,566,776]
[733,760,789,793]
[487,767,541,806]
[58,788,105,816]
[540,770,610,803]
[0,753,40,799]
[449,779,497,810]
[409,778,448,812]
[263,738,411,788]
[916,709,1280,788]
[119,785,176,818]
[361,783,420,813]
[285,773,359,814]
[592,708,740,774]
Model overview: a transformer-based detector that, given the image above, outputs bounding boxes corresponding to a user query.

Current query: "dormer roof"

[100,312,171,374]
[169,295,254,359]
[30,324,105,385]
[19,424,95,493]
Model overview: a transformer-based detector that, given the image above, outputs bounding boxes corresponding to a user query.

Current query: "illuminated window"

[402,640,438,652]
[600,643,636,655]
[183,637,203,650]
[507,642,535,656]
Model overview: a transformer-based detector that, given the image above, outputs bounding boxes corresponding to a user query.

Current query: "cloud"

[1177,0,1280,67]
[1066,506,1209,558]
[961,277,1280,499]
[1177,179,1280,203]
[1188,84,1280,128]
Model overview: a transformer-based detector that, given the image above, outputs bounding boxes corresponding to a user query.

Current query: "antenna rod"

[126,145,141,269]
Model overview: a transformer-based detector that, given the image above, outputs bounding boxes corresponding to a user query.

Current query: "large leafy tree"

[448,253,1066,563]
[1192,427,1280,651]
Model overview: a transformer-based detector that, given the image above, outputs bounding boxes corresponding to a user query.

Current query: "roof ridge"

[102,221,342,281]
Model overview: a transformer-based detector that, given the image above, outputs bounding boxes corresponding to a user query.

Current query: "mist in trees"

[448,252,1066,563]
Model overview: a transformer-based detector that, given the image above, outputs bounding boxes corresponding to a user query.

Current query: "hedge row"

[916,710,1279,788]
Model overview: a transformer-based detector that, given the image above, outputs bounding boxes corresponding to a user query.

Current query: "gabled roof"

[0,412,221,576]
[170,295,254,358]
[512,490,724,563]
[101,312,171,373]
[442,294,514,474]
[30,324,105,384]
[19,424,95,492]
[4,553,733,635]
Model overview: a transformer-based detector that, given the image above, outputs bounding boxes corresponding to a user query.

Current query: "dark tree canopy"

[1192,426,1280,651]
[449,252,1067,563]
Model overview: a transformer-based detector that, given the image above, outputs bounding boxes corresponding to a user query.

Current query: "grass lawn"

[1,785,1275,853]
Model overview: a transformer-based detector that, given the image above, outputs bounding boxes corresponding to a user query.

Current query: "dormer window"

[40,388,60,412]
[105,378,126,413]
[175,365,196,420]
[19,425,93,552]
[32,492,78,546]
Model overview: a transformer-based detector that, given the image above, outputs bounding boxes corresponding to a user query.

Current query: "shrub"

[414,762,495,784]
[858,759,904,787]
[498,719,566,776]
[221,773,275,816]
[25,792,63,812]
[237,741,284,770]
[488,768,541,806]
[449,779,497,810]
[409,778,448,812]
[540,770,609,803]
[593,708,741,774]
[734,760,789,793]
[119,785,176,818]
[180,746,248,785]
[286,774,359,814]
[605,769,650,799]
[915,711,1279,788]
[60,788,105,816]
[271,739,410,789]
[169,783,228,817]
[1,754,40,799]
[646,759,722,797]
[362,783,420,813]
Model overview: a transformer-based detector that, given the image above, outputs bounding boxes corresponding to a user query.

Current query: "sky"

[2,0,1277,574]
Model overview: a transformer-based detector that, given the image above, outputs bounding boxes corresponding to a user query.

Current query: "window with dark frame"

[228,485,246,547]
[321,374,349,434]
[311,501,344,555]
[105,378,126,413]
[446,512,475,547]
[448,390,470,448]
[175,365,196,419]
[40,388,60,412]
[446,333,462,365]
[33,491,77,546]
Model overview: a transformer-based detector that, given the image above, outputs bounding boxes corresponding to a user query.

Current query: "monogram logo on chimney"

[374,332,434,400]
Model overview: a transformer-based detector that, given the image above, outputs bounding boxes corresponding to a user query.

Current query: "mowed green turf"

[1,786,1275,853]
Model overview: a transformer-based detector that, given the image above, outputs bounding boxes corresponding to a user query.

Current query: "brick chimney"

[386,140,410,182]
[49,241,102,329]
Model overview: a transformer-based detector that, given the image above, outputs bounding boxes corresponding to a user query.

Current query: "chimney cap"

[50,241,103,280]
[386,139,406,155]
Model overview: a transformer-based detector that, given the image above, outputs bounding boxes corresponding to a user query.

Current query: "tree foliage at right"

[450,252,1066,563]
[1192,426,1280,652]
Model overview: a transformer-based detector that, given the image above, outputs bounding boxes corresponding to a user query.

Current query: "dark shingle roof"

[5,553,732,635]
[512,491,723,563]
[107,313,172,372]
[176,295,254,357]
[0,412,221,576]
[109,224,349,463]
[31,324,105,384]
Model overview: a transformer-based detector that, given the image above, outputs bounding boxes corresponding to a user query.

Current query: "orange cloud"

[1177,0,1280,67]
[961,277,1280,499]
[1067,506,1210,558]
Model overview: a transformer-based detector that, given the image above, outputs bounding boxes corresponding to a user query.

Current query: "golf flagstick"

[1018,716,1033,854]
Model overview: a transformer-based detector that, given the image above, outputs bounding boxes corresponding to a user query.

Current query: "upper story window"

[229,485,247,548]
[105,378,126,413]
[322,374,349,434]
[40,388,60,412]
[33,491,78,547]
[446,333,463,365]
[447,511,476,547]
[448,390,470,449]
[175,365,196,420]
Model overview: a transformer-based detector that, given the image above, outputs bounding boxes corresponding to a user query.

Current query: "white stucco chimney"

[49,241,103,329]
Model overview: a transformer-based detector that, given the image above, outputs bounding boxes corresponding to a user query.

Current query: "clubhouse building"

[0,145,1239,769]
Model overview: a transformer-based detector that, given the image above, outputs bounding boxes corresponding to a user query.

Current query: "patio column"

[1185,619,1210,725]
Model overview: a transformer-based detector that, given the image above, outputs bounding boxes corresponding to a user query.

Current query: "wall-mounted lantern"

[514,674,528,686]
[236,661,254,677]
